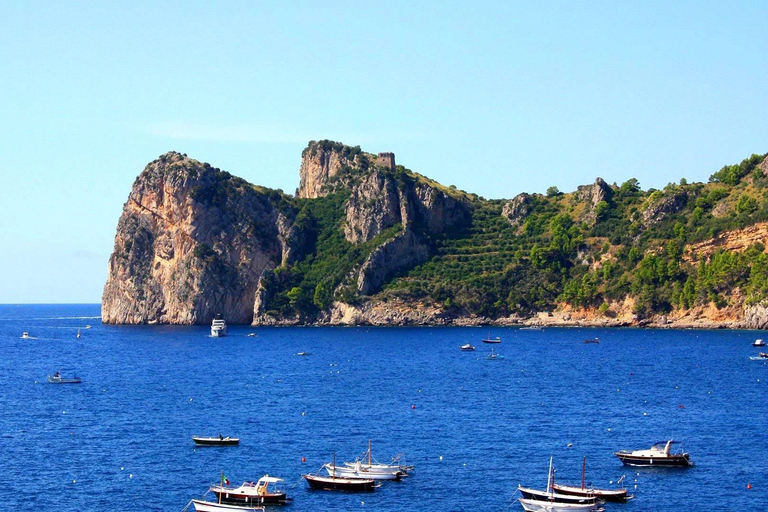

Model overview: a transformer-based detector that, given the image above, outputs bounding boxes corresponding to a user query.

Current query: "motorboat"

[192,435,239,446]
[460,343,476,351]
[210,315,227,337]
[482,332,501,343]
[304,452,377,491]
[520,326,543,331]
[519,499,601,512]
[190,499,264,512]
[551,456,632,503]
[47,371,81,384]
[753,338,766,347]
[296,351,311,356]
[614,440,692,467]
[76,328,81,339]
[582,338,600,344]
[749,352,768,361]
[20,332,37,340]
[209,475,291,505]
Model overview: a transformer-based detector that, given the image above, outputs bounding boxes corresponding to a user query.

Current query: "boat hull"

[191,499,264,512]
[47,376,81,384]
[518,486,597,504]
[303,474,375,492]
[192,437,239,446]
[210,490,287,505]
[324,464,400,480]
[519,498,598,512]
[551,483,630,503]
[614,452,691,467]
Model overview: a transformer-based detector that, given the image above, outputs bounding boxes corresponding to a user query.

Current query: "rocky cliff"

[102,152,288,324]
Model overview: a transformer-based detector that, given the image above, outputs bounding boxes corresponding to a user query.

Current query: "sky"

[1,0,766,303]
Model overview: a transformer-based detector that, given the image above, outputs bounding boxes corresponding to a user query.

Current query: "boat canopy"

[257,476,283,484]
[653,440,679,446]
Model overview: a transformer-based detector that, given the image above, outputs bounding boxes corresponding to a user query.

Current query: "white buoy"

[73,480,76,483]
[439,456,443,461]
[129,474,133,478]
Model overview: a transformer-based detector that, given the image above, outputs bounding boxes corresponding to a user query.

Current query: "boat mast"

[581,456,586,490]
[368,439,372,467]
[547,456,553,497]
[219,471,223,504]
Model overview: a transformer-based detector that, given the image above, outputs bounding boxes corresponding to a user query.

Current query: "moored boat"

[191,499,264,512]
[210,315,227,337]
[304,452,377,492]
[482,332,501,343]
[324,461,401,480]
[209,475,291,505]
[551,456,632,503]
[47,371,81,384]
[614,440,692,467]
[518,457,601,512]
[460,343,476,351]
[753,338,765,347]
[486,347,504,360]
[193,435,239,446]
[518,498,601,512]
[518,486,598,505]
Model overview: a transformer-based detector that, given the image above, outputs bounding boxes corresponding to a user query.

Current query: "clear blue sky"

[1,1,765,303]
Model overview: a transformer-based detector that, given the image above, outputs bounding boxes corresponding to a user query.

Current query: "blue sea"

[1,304,767,512]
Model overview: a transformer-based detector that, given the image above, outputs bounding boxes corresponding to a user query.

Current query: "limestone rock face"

[760,156,768,178]
[356,230,429,296]
[577,178,613,225]
[744,304,768,330]
[298,141,371,199]
[344,170,402,244]
[101,152,285,325]
[642,190,688,226]
[502,193,534,226]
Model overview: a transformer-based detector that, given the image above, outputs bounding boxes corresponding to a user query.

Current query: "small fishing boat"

[582,338,599,344]
[614,440,692,467]
[520,326,543,331]
[486,348,504,360]
[482,332,501,343]
[190,499,264,512]
[76,328,81,339]
[20,332,37,340]
[753,338,765,347]
[749,352,768,361]
[343,441,413,476]
[518,458,601,512]
[47,371,81,384]
[304,453,376,492]
[552,457,632,503]
[460,343,475,351]
[209,475,291,505]
[518,486,598,505]
[210,315,227,337]
[296,351,311,356]
[192,435,239,446]
[324,460,401,480]
[519,499,601,512]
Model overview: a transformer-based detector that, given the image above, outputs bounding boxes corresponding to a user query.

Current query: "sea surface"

[1,304,767,512]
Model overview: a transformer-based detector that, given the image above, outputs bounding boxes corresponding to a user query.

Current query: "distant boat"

[84,325,92,329]
[76,329,81,339]
[210,315,227,337]
[47,371,81,384]
[753,339,765,347]
[304,452,376,492]
[614,440,692,467]
[460,343,475,351]
[486,348,504,360]
[192,435,239,446]
[552,456,632,503]
[749,352,768,361]
[482,332,501,343]
[191,500,264,512]
[246,333,257,337]
[20,332,37,340]
[521,326,543,331]
[296,351,311,356]
[582,338,599,344]
[209,475,291,505]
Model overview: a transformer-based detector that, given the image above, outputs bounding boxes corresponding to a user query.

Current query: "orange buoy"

[411,405,416,409]
[747,483,752,489]
[301,456,306,463]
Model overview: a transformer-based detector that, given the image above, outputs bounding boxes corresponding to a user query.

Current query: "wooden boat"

[460,343,476,351]
[482,332,501,343]
[209,475,291,505]
[191,499,264,512]
[518,458,601,512]
[614,440,692,467]
[343,441,412,477]
[518,486,598,505]
[753,338,765,347]
[47,372,81,384]
[749,352,768,361]
[551,457,632,503]
[519,499,601,512]
[324,461,401,480]
[304,452,376,492]
[192,436,239,446]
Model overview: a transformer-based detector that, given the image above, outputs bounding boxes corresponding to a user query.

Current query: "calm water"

[1,304,766,512]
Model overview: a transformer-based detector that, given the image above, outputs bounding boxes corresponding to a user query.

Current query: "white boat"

[209,475,291,504]
[749,352,768,361]
[519,499,601,512]
[191,499,264,512]
[211,315,227,337]
[486,347,504,360]
[614,440,692,467]
[76,328,81,339]
[460,343,476,351]
[753,339,766,347]
[324,459,401,480]
[342,440,412,476]
[20,332,37,340]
